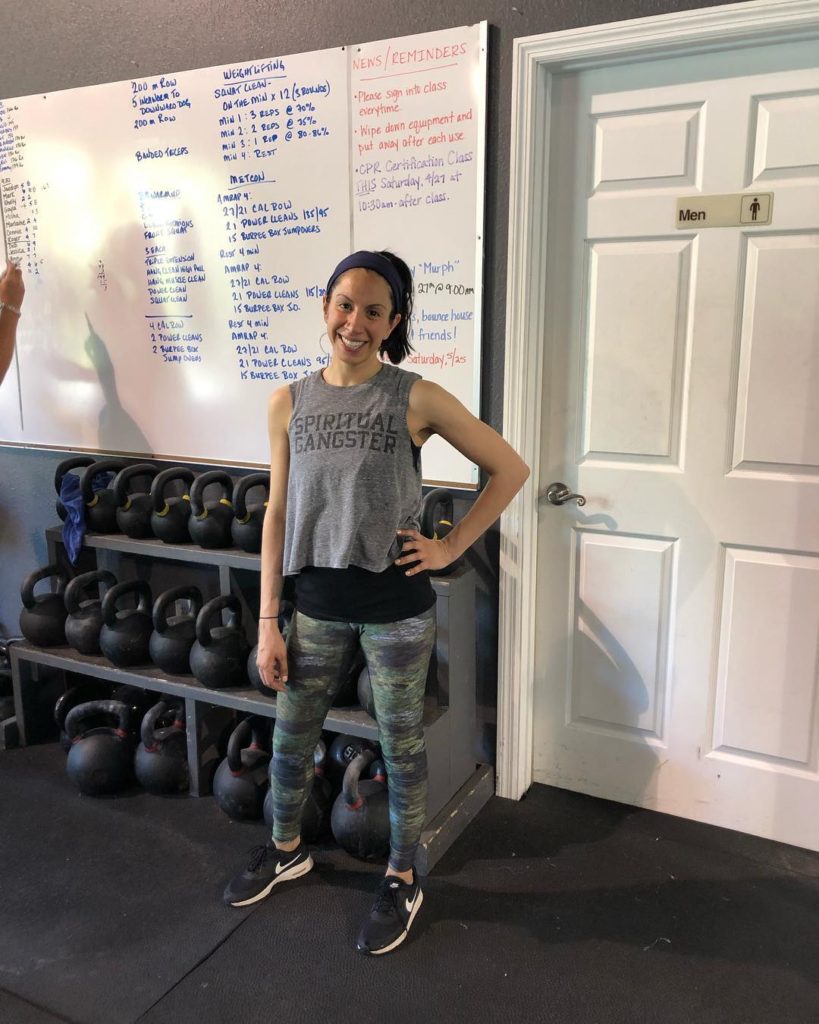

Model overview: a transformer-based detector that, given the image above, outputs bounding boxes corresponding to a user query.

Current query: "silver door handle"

[544,482,586,507]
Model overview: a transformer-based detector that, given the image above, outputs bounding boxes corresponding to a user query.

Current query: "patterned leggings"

[271,607,436,872]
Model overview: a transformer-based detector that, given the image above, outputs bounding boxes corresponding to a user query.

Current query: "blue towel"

[60,471,114,564]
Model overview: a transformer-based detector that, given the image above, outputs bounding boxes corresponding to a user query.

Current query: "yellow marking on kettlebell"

[264,500,269,507]
[237,512,251,524]
[157,503,170,517]
[196,508,209,520]
[123,498,132,511]
[219,499,233,508]
[87,494,100,508]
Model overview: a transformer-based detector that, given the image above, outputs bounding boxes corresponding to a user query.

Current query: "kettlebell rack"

[10,526,494,873]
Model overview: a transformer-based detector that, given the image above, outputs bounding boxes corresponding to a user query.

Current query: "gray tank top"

[283,363,424,575]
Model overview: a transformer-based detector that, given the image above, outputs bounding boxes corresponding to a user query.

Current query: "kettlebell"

[326,732,374,787]
[190,595,249,689]
[420,487,462,576]
[213,717,270,820]
[80,458,127,534]
[65,699,136,795]
[357,664,376,719]
[188,470,234,549]
[64,569,118,655]
[331,749,390,860]
[150,467,195,544]
[54,456,95,521]
[135,700,189,795]
[19,565,69,647]
[54,681,112,752]
[332,646,367,708]
[231,473,270,553]
[113,463,159,539]
[263,739,333,842]
[149,584,203,676]
[99,580,153,667]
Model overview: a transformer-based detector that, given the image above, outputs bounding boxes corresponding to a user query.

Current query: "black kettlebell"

[65,699,136,795]
[99,580,153,667]
[111,683,159,723]
[149,584,203,676]
[326,733,374,787]
[135,700,189,795]
[80,458,127,534]
[420,487,462,576]
[188,470,234,549]
[332,646,367,708]
[357,664,376,719]
[150,467,195,544]
[64,569,118,656]
[54,456,96,521]
[190,595,249,689]
[231,472,270,553]
[54,681,112,752]
[19,565,69,647]
[213,718,270,820]
[331,749,390,860]
[113,463,160,539]
[263,739,333,842]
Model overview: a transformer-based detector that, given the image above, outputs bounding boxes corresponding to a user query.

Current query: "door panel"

[534,39,819,850]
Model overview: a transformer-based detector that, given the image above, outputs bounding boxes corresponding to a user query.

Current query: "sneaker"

[356,870,424,955]
[223,842,313,907]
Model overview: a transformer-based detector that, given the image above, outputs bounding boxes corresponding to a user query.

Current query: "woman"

[0,260,24,386]
[223,250,529,955]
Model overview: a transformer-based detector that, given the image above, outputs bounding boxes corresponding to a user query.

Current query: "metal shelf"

[11,641,445,743]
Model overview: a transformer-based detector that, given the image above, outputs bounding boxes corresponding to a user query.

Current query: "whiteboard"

[0,23,486,487]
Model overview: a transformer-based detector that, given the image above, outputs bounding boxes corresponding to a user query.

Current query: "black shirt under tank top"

[294,562,435,623]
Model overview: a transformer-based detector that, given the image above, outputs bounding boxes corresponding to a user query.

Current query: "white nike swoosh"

[405,892,419,914]
[276,855,300,875]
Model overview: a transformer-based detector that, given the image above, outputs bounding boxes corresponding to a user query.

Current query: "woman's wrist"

[0,301,22,318]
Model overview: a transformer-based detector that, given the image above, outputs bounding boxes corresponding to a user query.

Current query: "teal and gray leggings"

[271,607,436,872]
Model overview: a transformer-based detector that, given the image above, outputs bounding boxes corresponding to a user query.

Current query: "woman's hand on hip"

[257,620,288,691]
[395,528,455,575]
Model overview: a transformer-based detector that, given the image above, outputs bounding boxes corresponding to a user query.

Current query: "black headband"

[325,251,404,313]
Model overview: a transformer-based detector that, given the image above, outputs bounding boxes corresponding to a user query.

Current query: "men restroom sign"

[675,192,774,228]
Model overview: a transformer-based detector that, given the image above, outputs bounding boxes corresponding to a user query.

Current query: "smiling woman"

[222,247,530,957]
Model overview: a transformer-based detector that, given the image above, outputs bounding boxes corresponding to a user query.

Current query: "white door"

[534,38,819,850]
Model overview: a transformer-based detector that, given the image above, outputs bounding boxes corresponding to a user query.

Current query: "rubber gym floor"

[1,740,817,1024]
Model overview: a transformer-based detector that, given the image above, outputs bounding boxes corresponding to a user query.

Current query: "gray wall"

[0,0,739,759]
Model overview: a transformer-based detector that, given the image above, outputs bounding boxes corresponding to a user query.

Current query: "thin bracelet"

[0,301,22,317]
[258,615,278,619]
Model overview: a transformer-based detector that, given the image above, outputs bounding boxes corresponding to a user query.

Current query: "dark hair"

[325,249,414,364]
[376,250,414,364]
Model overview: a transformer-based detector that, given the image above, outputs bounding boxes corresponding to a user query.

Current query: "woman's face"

[323,268,400,366]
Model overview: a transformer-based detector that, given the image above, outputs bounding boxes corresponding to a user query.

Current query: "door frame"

[497,0,819,800]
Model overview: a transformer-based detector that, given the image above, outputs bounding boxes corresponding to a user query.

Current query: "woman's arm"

[256,385,293,689]
[399,380,530,575]
[0,261,24,386]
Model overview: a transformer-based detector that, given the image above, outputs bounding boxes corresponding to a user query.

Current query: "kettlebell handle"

[140,699,185,750]
[341,748,377,808]
[226,717,270,773]
[101,580,153,629]
[79,457,126,505]
[195,594,242,648]
[20,564,68,608]
[112,463,159,507]
[64,569,118,616]
[65,699,132,741]
[54,455,95,496]
[150,467,195,515]
[420,487,455,539]
[152,584,203,634]
[189,470,234,518]
[232,472,270,521]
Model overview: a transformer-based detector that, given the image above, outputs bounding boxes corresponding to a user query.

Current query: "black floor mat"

[1,744,818,1024]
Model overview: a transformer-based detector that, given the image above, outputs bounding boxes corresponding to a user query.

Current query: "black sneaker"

[356,870,424,955]
[223,842,313,907]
